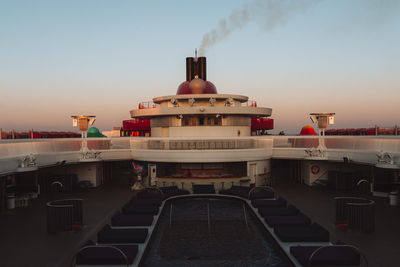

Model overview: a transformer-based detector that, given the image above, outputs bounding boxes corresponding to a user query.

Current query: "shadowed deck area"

[1,180,399,267]
[274,182,400,267]
[0,181,133,267]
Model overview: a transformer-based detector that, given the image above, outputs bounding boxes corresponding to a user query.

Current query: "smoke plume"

[199,0,400,56]
[198,0,318,56]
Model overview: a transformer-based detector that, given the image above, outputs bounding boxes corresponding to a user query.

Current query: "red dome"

[177,81,191,94]
[204,81,217,94]
[299,126,318,135]
[177,80,217,95]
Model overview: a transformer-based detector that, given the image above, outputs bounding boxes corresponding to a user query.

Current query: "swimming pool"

[141,197,292,267]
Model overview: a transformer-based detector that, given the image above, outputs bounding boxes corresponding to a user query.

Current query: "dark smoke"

[198,0,399,56]
[199,0,318,56]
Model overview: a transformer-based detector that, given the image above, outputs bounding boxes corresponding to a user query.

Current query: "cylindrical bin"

[7,195,16,209]
[389,192,399,206]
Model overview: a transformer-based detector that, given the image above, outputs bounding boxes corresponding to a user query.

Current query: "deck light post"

[310,113,335,150]
[71,115,99,161]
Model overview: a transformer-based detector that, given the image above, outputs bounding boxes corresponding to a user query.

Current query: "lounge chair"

[251,197,287,208]
[128,198,162,207]
[159,186,190,199]
[111,211,154,227]
[192,184,215,194]
[290,245,361,266]
[75,240,138,266]
[219,186,251,198]
[248,186,275,200]
[264,213,311,228]
[274,223,330,242]
[258,204,299,217]
[136,188,164,200]
[97,225,148,244]
[121,203,159,215]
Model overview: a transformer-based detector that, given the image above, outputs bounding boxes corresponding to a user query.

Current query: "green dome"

[87,127,105,137]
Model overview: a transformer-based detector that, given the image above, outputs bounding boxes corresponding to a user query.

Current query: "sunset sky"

[1,0,399,134]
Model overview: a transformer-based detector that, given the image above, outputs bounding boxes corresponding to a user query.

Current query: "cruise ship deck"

[0,177,399,267]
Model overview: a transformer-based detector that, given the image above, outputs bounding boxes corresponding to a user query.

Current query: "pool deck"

[0,180,399,267]
[274,182,400,267]
[0,182,133,267]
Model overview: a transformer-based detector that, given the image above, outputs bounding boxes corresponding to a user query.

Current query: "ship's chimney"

[186,51,206,81]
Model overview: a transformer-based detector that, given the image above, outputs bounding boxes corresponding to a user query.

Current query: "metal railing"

[0,136,399,175]
[72,245,129,267]
[131,138,272,150]
[1,135,399,154]
[307,245,368,267]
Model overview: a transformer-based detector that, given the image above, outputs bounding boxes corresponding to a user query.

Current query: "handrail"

[71,245,129,267]
[248,186,275,199]
[307,244,368,267]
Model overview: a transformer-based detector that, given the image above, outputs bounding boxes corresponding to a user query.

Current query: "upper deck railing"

[1,136,399,174]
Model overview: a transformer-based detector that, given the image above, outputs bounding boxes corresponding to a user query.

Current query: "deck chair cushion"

[251,197,286,208]
[290,245,360,266]
[76,243,138,265]
[122,203,159,215]
[97,225,148,244]
[258,204,299,217]
[264,213,311,227]
[112,213,154,227]
[274,223,330,242]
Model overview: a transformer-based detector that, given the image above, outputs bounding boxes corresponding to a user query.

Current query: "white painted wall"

[152,126,250,137]
[247,160,271,186]
[301,160,330,186]
[68,163,103,187]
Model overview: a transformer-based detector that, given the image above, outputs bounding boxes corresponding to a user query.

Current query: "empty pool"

[141,197,292,267]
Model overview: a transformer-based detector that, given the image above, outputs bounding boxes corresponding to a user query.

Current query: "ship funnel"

[186,55,206,81]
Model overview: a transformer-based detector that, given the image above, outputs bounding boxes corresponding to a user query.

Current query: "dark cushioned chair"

[160,186,190,199]
[258,204,299,217]
[274,223,330,242]
[251,197,287,208]
[193,184,215,194]
[122,203,159,215]
[112,212,154,227]
[128,198,162,207]
[290,245,360,266]
[97,225,148,244]
[249,189,274,200]
[76,240,138,265]
[264,213,311,228]
[219,186,251,198]
[136,189,163,200]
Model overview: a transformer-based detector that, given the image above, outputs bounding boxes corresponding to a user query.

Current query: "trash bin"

[389,191,399,206]
[7,195,16,210]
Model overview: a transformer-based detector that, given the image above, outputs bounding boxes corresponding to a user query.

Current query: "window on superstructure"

[182,116,221,126]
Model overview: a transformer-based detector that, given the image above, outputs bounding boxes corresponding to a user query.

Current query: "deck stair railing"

[307,245,368,267]
[72,245,129,267]
[248,186,275,199]
[46,198,83,234]
[334,197,375,233]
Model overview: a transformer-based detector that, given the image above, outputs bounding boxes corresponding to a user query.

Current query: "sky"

[0,0,399,134]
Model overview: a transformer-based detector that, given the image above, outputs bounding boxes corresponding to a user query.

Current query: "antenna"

[195,48,198,60]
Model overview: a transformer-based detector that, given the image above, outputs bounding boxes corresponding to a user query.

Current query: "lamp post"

[71,115,96,159]
[310,113,335,149]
